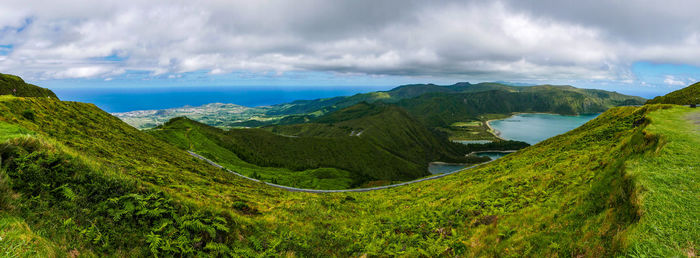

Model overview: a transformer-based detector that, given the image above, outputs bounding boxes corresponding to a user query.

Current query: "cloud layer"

[1,0,699,84]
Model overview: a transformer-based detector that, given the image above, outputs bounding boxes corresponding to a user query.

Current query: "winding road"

[187,151,493,193]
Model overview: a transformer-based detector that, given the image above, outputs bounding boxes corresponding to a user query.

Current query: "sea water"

[53,86,389,113]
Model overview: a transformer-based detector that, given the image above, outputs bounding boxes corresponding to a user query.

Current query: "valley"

[2,2,698,256]
[0,75,697,256]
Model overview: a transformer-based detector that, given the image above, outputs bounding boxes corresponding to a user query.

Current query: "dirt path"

[687,109,700,132]
[187,151,493,193]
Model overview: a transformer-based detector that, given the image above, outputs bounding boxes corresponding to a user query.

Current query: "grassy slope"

[646,81,700,105]
[255,84,646,142]
[222,82,644,129]
[0,215,59,257]
[269,103,479,165]
[0,73,58,99]
[623,106,699,256]
[151,107,484,188]
[149,117,356,189]
[0,95,696,256]
[397,89,639,128]
[266,82,644,118]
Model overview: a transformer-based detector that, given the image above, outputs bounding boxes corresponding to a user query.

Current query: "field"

[0,94,696,256]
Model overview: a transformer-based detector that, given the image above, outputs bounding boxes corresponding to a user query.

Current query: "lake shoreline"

[487,112,601,145]
[485,119,506,140]
[429,161,478,166]
[485,112,600,141]
[468,150,517,156]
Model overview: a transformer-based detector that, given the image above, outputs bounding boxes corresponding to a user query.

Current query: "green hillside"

[149,103,486,189]
[397,89,639,128]
[263,82,644,118]
[0,84,696,256]
[0,73,58,99]
[115,82,644,129]
[232,83,647,142]
[646,81,700,105]
[268,103,486,165]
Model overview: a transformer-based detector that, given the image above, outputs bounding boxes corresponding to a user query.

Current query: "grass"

[451,121,482,127]
[0,215,59,257]
[0,121,34,142]
[149,119,356,190]
[0,73,58,99]
[151,103,487,189]
[0,95,18,102]
[0,95,696,256]
[646,81,700,105]
[623,106,700,256]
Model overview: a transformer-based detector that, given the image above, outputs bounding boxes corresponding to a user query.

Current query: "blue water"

[428,164,466,174]
[489,113,600,144]
[453,140,492,144]
[475,152,510,160]
[53,86,389,113]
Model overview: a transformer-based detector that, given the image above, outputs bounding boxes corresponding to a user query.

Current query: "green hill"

[263,82,644,118]
[0,73,58,99]
[397,88,641,128]
[227,83,646,142]
[646,81,700,105]
[118,82,644,129]
[268,102,486,165]
[0,77,696,256]
[149,103,486,189]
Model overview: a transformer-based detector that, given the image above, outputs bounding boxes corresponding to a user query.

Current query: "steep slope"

[150,104,486,188]
[397,89,640,128]
[0,96,273,256]
[0,87,696,256]
[0,73,58,99]
[646,81,700,105]
[269,103,478,166]
[264,82,644,118]
[115,82,644,129]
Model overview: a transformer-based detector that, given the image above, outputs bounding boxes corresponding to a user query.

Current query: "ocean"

[53,86,391,113]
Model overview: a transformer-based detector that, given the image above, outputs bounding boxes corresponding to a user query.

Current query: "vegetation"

[0,73,58,99]
[0,76,695,256]
[444,117,509,141]
[622,106,700,256]
[1,138,234,257]
[113,103,269,129]
[396,89,641,129]
[646,81,700,105]
[462,140,530,153]
[113,81,644,130]
[264,82,644,120]
[148,117,357,190]
[150,103,487,189]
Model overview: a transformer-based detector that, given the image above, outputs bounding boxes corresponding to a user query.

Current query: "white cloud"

[663,75,688,86]
[0,0,698,83]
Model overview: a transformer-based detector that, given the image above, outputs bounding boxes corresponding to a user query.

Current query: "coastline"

[429,161,477,166]
[485,119,507,140]
[468,150,517,156]
[483,112,599,141]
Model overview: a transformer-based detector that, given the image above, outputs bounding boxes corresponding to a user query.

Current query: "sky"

[1,0,700,97]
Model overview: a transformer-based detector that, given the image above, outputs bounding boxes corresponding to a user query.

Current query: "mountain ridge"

[646,81,700,105]
[1,74,695,257]
[113,81,646,129]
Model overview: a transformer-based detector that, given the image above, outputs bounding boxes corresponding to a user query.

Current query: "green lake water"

[474,152,510,160]
[490,113,600,144]
[430,113,599,174]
